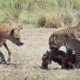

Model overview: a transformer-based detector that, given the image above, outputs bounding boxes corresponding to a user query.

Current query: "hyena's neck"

[0,24,13,44]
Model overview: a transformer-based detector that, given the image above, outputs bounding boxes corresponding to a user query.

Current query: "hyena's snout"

[15,38,24,46]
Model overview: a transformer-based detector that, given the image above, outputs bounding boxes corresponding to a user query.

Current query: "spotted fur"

[49,23,80,53]
[0,23,23,64]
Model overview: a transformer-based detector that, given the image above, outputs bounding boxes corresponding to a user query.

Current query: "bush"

[37,14,46,27]
[63,16,72,26]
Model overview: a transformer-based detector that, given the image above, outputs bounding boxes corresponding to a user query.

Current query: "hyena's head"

[8,27,23,46]
[49,35,61,50]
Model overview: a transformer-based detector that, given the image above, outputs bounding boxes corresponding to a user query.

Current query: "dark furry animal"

[41,48,75,69]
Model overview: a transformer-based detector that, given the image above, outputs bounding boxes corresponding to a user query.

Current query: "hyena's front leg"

[3,42,11,64]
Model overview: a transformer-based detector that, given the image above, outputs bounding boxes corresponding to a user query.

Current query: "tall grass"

[0,0,80,26]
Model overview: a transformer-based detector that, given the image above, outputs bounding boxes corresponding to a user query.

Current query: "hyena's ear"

[10,29,14,35]
[15,23,23,32]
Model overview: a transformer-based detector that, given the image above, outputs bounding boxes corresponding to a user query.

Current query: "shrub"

[37,14,46,27]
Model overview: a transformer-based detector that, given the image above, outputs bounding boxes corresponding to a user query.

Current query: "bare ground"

[0,25,80,80]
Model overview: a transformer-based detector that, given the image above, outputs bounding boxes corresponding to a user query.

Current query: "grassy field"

[0,25,80,80]
[0,0,80,26]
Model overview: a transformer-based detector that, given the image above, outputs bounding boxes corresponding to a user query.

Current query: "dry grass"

[0,24,80,80]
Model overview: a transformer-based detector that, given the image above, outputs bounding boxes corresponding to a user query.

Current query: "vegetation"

[37,14,46,27]
[0,0,80,26]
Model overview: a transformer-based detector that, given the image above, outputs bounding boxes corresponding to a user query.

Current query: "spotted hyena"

[49,23,80,53]
[0,23,23,64]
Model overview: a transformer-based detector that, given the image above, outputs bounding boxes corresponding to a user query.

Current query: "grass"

[0,0,80,26]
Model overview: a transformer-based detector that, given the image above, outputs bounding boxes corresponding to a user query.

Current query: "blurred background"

[0,0,80,27]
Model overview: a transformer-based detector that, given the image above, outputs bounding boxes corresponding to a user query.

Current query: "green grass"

[0,0,80,26]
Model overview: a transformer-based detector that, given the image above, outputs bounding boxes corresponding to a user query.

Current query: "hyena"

[49,23,80,53]
[0,23,23,64]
